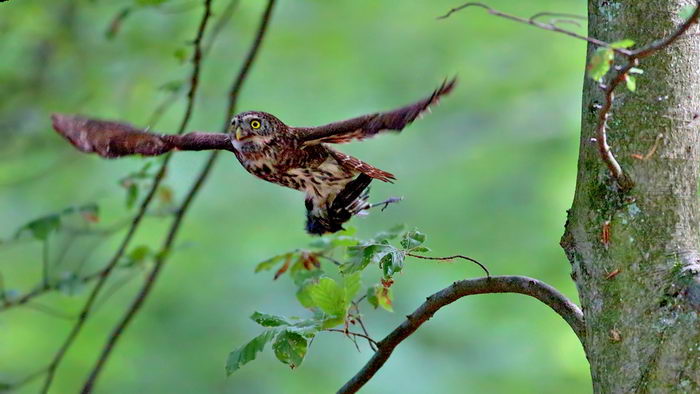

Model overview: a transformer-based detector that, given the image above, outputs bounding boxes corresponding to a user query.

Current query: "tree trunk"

[562,1,700,392]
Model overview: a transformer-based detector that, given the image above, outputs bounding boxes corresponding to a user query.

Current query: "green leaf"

[159,79,183,93]
[331,236,360,247]
[226,330,276,375]
[610,39,635,49]
[296,282,316,308]
[366,286,379,309]
[250,312,292,327]
[309,277,346,318]
[343,272,361,305]
[126,183,139,208]
[128,245,151,263]
[625,74,637,92]
[272,330,308,369]
[380,249,405,278]
[254,253,288,273]
[411,246,431,253]
[401,230,426,249]
[16,214,61,241]
[341,244,396,274]
[680,5,697,21]
[173,48,188,64]
[588,47,614,82]
[338,226,357,237]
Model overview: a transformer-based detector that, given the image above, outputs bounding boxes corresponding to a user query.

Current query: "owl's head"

[229,111,286,141]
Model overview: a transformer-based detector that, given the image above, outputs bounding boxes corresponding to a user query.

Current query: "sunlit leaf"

[625,74,637,92]
[226,330,276,375]
[272,330,308,369]
[610,39,635,49]
[309,277,346,318]
[588,47,614,82]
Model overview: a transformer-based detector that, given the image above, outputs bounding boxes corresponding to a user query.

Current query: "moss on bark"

[562,1,700,392]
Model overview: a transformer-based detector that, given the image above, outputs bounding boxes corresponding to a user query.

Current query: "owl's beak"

[230,117,244,141]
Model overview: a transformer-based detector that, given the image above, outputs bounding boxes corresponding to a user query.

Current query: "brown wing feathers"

[298,77,456,145]
[330,150,396,183]
[51,113,233,158]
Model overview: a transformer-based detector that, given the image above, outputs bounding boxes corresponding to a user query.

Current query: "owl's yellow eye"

[250,120,261,129]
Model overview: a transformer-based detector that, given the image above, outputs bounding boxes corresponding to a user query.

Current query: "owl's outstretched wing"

[51,114,233,158]
[295,77,456,146]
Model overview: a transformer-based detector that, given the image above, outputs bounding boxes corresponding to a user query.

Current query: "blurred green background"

[0,0,591,392]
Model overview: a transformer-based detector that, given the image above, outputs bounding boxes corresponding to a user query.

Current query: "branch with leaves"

[219,224,581,394]
[225,225,491,375]
[440,1,700,190]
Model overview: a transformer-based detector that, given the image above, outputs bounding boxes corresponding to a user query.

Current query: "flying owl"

[51,78,456,234]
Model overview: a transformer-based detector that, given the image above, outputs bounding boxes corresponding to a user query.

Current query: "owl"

[52,78,456,234]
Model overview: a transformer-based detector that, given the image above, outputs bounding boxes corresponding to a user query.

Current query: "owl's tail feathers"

[305,174,373,235]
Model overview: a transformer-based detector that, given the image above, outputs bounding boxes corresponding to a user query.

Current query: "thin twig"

[440,1,700,190]
[351,302,377,351]
[406,253,490,277]
[38,1,216,392]
[438,3,633,56]
[337,275,584,394]
[79,1,277,392]
[326,328,379,349]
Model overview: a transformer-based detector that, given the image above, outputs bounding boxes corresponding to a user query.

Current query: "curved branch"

[337,275,585,394]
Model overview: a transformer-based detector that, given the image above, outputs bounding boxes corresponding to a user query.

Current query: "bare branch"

[79,1,278,392]
[438,3,633,56]
[39,0,216,392]
[406,253,490,277]
[337,275,584,394]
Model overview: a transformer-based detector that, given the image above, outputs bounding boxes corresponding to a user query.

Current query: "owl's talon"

[368,196,403,212]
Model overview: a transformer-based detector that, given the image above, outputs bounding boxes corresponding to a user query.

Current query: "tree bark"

[562,1,700,392]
